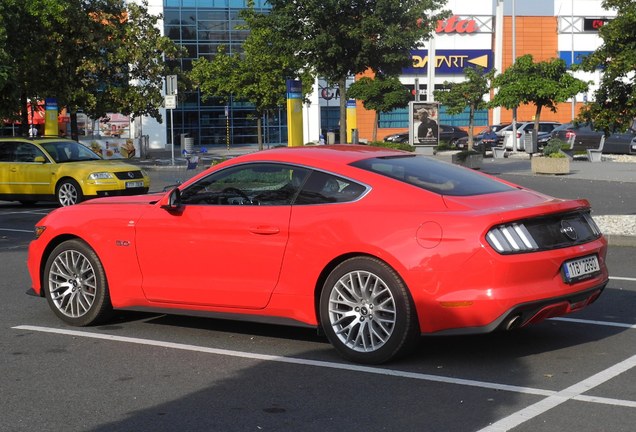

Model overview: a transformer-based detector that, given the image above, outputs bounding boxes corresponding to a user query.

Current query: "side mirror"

[34,156,46,163]
[160,187,183,213]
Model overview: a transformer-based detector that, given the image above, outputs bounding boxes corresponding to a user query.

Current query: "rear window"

[351,155,514,196]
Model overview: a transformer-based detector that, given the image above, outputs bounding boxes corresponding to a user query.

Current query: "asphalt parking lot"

[1,155,635,432]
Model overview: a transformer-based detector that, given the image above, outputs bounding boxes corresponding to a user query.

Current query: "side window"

[0,142,18,162]
[295,171,367,205]
[180,163,309,206]
[15,143,46,162]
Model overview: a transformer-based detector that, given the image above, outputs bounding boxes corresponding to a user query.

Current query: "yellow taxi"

[0,137,150,206]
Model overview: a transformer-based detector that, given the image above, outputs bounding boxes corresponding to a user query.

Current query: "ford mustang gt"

[27,145,608,363]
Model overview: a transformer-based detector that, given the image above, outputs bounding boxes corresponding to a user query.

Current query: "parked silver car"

[500,121,562,150]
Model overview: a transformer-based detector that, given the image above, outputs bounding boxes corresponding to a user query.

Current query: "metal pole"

[511,0,518,151]
[170,108,174,166]
[427,36,436,102]
[571,0,576,120]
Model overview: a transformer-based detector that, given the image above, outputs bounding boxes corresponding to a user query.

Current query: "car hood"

[80,192,166,205]
[62,160,142,170]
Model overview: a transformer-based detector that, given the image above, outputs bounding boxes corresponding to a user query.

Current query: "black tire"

[320,256,420,364]
[56,179,83,206]
[43,239,113,326]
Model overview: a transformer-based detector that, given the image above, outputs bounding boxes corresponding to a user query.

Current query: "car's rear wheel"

[320,257,420,364]
[44,239,112,326]
[56,179,83,206]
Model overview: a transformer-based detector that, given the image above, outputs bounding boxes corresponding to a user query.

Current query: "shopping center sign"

[435,15,493,34]
[404,50,493,75]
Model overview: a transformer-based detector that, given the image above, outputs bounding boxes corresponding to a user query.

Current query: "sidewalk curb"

[603,234,636,248]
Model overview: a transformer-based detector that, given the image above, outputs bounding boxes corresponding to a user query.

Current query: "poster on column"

[410,102,439,146]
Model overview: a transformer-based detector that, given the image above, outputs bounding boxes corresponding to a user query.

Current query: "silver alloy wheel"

[58,182,79,206]
[327,270,396,353]
[48,250,97,318]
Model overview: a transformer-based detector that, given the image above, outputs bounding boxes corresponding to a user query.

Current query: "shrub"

[543,138,569,158]
[369,141,416,152]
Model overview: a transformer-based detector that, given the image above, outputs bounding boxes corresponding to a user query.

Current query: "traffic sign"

[165,95,177,109]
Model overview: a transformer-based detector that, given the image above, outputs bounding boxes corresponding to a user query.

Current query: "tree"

[491,55,589,139]
[267,0,448,142]
[434,66,495,150]
[54,0,183,139]
[577,0,636,133]
[347,75,410,142]
[0,0,182,138]
[190,3,313,150]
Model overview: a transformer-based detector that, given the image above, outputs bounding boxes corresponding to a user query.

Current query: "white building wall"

[128,0,168,150]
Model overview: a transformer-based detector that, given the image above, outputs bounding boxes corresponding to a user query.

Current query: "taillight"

[486,223,539,253]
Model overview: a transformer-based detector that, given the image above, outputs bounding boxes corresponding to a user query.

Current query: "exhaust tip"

[504,315,522,331]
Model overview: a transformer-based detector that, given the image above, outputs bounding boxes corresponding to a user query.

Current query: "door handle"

[249,226,280,235]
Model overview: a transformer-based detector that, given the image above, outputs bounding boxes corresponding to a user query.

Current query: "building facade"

[134,0,616,149]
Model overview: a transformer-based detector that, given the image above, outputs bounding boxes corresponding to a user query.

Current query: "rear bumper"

[428,283,606,336]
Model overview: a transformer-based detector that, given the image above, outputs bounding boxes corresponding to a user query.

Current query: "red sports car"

[27,145,608,364]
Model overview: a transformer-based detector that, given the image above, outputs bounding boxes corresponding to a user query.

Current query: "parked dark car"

[456,124,511,151]
[550,122,636,154]
[439,125,468,145]
[383,125,468,146]
[383,131,410,143]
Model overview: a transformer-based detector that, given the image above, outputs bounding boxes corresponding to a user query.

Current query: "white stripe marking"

[13,325,636,410]
[550,317,636,329]
[610,276,636,282]
[477,354,636,431]
[0,228,33,233]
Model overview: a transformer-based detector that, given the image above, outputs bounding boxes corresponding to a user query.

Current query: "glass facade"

[163,0,287,147]
[379,106,488,129]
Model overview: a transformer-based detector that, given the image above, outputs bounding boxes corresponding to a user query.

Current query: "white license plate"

[562,255,600,283]
[126,181,144,188]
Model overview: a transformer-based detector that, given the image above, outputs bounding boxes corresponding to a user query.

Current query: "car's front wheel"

[320,257,420,364]
[56,179,83,206]
[43,239,113,326]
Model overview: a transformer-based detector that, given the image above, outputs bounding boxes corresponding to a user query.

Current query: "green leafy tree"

[267,0,448,142]
[0,0,65,132]
[55,0,183,139]
[577,0,636,133]
[347,75,410,141]
[190,3,313,150]
[491,54,589,137]
[434,66,496,150]
[0,0,182,138]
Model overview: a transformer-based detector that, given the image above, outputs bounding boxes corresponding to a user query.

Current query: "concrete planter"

[452,152,483,170]
[531,156,570,175]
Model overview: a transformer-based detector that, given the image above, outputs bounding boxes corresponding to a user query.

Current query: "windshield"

[40,141,102,163]
[351,155,514,196]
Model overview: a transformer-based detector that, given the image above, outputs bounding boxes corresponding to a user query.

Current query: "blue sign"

[286,79,302,99]
[559,51,593,68]
[404,50,493,75]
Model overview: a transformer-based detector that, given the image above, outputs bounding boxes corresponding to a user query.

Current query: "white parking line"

[13,325,636,412]
[0,228,33,233]
[551,317,636,329]
[610,276,636,282]
[477,354,636,432]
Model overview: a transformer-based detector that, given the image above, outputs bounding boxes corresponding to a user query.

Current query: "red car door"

[134,203,291,309]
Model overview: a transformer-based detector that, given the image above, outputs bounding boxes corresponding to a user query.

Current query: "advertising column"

[346,99,357,143]
[286,79,303,147]
[44,98,58,136]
